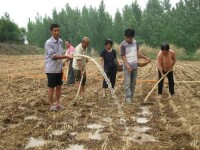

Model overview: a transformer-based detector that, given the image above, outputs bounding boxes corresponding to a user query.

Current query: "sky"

[0,0,179,28]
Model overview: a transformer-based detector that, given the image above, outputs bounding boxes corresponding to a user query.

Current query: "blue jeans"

[124,68,138,100]
[67,60,75,84]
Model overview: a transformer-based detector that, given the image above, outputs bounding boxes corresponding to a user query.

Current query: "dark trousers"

[103,66,117,89]
[67,60,75,84]
[158,70,175,95]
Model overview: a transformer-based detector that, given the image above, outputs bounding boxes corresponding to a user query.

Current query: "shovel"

[142,70,171,105]
[73,67,86,106]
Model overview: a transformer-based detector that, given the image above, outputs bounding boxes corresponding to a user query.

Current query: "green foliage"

[113,10,124,43]
[25,0,200,56]
[0,13,25,43]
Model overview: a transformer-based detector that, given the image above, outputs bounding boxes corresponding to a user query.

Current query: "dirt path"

[0,55,199,150]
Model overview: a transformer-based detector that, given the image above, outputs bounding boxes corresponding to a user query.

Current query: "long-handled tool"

[73,66,86,106]
[66,61,69,79]
[143,70,171,104]
[62,61,69,83]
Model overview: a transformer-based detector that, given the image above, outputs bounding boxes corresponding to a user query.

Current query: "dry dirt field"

[0,55,200,150]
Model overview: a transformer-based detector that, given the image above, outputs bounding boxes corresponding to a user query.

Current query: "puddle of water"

[24,115,44,121]
[102,117,112,123]
[89,129,102,140]
[86,124,104,129]
[52,130,65,136]
[133,126,151,133]
[136,118,149,124]
[74,55,128,134]
[131,116,137,121]
[137,106,152,116]
[66,144,86,150]
[76,132,90,141]
[8,124,20,129]
[18,106,27,110]
[85,102,96,106]
[25,137,47,149]
[123,133,157,144]
[76,130,102,141]
[70,132,77,136]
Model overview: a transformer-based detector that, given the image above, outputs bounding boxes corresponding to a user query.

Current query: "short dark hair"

[50,23,60,31]
[105,38,113,46]
[65,40,71,43]
[161,43,170,51]
[124,29,135,37]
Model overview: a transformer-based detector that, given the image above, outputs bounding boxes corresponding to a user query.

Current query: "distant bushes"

[0,43,44,55]
[139,44,200,61]
[0,13,25,43]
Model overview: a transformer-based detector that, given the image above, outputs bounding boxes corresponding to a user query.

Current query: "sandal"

[56,105,65,110]
[50,106,58,111]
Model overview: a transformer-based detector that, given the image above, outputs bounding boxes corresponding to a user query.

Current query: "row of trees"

[26,0,200,53]
[0,13,26,43]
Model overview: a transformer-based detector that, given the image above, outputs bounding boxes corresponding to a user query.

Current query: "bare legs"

[48,85,62,108]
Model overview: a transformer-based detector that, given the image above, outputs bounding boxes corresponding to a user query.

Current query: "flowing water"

[24,115,44,121]
[73,55,129,134]
[75,130,103,141]
[25,137,47,149]
[136,117,149,124]
[102,117,113,123]
[86,124,105,129]
[52,130,66,136]
[137,106,152,116]
[66,144,86,150]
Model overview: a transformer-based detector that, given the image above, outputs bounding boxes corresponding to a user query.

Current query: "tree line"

[0,13,26,43]
[1,0,199,53]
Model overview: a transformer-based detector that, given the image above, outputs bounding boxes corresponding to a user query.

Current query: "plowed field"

[0,55,199,150]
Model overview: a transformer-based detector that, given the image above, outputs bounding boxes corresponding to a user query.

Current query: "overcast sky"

[0,0,179,28]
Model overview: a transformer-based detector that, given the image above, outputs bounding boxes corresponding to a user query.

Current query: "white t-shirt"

[72,43,87,70]
[120,40,138,69]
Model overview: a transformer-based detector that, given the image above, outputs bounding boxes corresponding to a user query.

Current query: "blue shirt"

[45,36,63,73]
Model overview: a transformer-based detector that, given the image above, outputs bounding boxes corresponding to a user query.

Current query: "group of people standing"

[45,23,176,111]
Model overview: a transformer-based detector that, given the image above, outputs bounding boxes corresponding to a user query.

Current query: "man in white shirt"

[73,37,90,96]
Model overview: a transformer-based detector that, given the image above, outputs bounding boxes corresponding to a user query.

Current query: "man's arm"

[121,45,132,72]
[171,50,176,68]
[122,56,132,72]
[53,55,72,60]
[157,54,164,76]
[45,42,72,60]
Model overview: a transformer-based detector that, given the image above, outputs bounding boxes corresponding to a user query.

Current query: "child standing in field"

[100,39,118,97]
[120,29,150,103]
[157,43,176,97]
